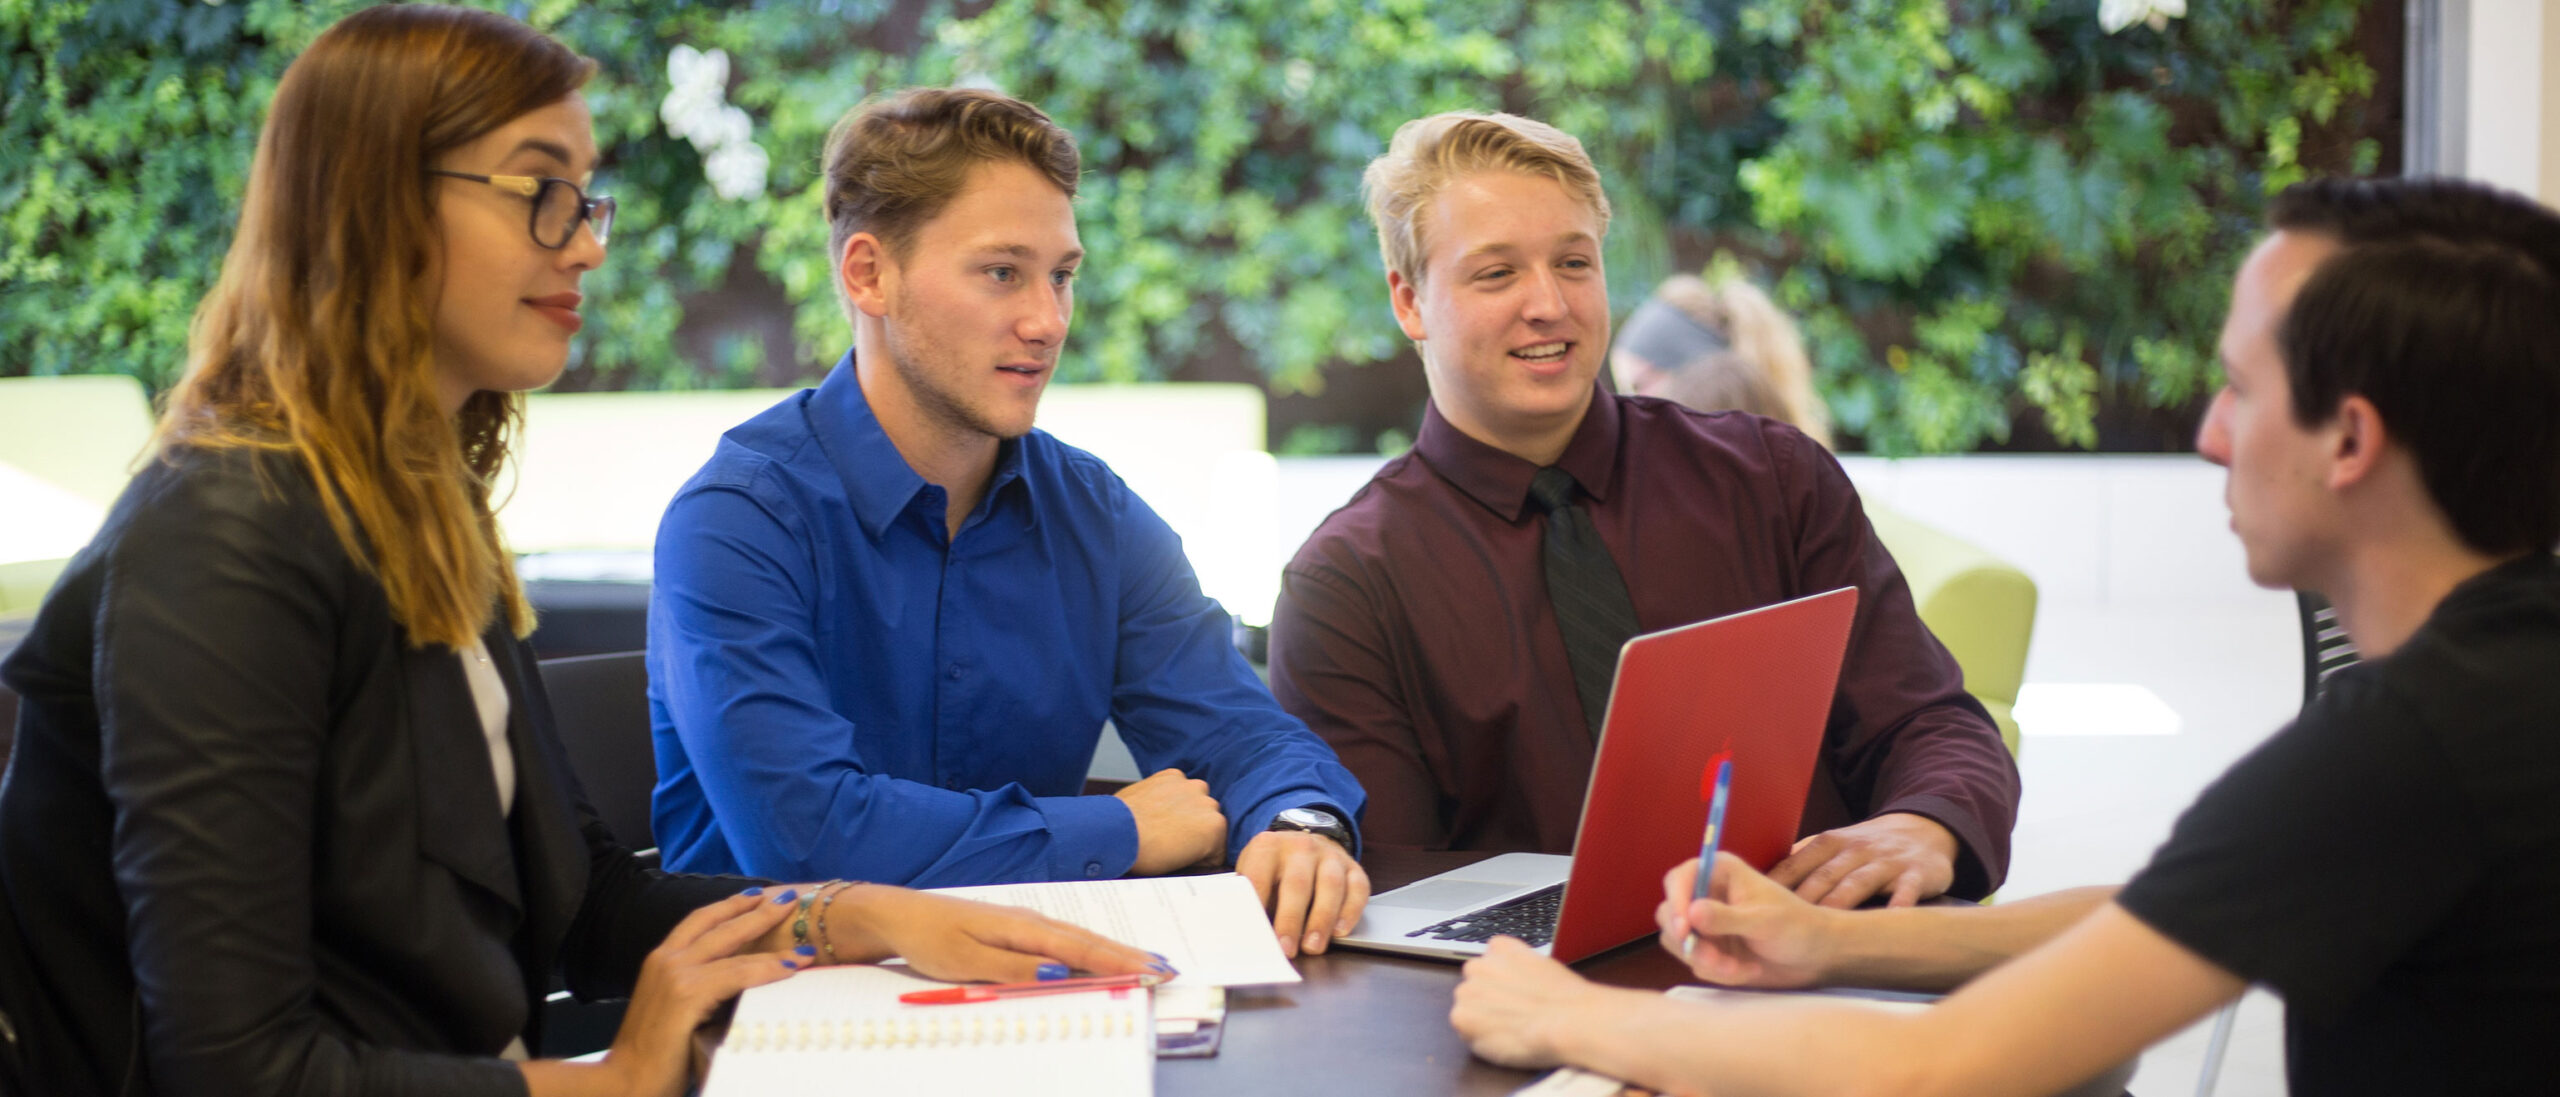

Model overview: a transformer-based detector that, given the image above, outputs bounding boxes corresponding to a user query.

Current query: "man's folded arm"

[1774,423,2023,896]
[651,484,1141,885]
[1267,562,1446,849]
[1103,484,1368,857]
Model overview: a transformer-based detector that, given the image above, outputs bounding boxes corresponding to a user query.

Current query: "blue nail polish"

[1147,951,1168,962]
[794,944,817,957]
[1035,962,1071,981]
[1147,961,1178,976]
[771,888,799,905]
[780,958,801,969]
[740,886,764,897]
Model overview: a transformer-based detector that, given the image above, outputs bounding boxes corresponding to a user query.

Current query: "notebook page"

[702,965,1153,1097]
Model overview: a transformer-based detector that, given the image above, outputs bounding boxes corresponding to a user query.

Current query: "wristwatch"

[1266,806,1354,849]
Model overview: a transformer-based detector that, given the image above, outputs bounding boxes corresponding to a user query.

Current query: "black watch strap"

[1267,806,1354,849]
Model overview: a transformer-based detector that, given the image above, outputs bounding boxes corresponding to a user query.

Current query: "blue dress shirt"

[646,355,1364,886]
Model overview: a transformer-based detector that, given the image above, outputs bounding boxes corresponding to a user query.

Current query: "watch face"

[1273,808,1349,848]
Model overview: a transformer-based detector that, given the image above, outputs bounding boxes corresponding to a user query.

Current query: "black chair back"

[2295,591,2360,708]
[536,650,658,853]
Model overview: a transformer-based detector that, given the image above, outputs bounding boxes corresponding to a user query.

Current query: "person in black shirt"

[1446,176,2560,1097]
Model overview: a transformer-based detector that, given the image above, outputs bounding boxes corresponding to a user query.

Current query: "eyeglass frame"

[425,170,616,249]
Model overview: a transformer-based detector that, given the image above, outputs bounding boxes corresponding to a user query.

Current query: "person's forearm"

[1549,989,1931,1097]
[789,883,915,965]
[1820,886,2117,991]
[523,1060,623,1097]
[1553,899,2221,1097]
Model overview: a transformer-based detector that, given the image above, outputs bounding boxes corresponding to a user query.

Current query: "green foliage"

[4,0,283,381]
[4,0,2383,452]
[1725,0,2376,451]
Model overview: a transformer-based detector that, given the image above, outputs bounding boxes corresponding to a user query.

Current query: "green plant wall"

[2,0,2382,453]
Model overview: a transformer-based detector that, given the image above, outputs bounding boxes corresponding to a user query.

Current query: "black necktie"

[1526,466,1641,739]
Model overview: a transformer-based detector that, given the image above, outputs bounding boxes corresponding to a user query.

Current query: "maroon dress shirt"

[1269,389,2021,898]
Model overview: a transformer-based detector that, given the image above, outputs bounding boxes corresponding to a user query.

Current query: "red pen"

[897,972,1171,1005]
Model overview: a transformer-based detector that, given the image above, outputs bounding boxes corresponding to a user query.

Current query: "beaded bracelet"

[790,880,849,951]
[813,880,862,965]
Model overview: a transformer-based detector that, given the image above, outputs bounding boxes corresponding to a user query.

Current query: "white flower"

[2099,0,2185,33]
[666,45,729,97]
[704,142,770,202]
[659,45,768,201]
[1283,59,1315,99]
[703,104,755,150]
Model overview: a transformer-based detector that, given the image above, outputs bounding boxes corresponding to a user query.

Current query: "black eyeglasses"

[427,170,616,249]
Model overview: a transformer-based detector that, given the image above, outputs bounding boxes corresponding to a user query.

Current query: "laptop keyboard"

[1406,883,1565,947]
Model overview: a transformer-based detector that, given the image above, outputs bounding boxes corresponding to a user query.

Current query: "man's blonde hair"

[1361,111,1611,287]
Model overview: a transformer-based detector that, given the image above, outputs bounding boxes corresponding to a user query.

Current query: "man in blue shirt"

[648,87,1371,957]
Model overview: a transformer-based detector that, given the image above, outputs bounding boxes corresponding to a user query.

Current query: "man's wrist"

[1265,805,1354,850]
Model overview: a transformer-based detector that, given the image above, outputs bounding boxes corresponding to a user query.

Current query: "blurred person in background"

[1609,270,1833,449]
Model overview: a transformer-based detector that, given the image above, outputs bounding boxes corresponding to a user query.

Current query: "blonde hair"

[823,87,1080,269]
[1361,111,1611,287]
[160,4,592,649]
[1647,273,1833,449]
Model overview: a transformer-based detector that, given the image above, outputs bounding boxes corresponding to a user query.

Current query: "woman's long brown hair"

[160,5,594,650]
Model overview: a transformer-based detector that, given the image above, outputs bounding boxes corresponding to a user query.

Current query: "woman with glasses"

[0,7,1153,1096]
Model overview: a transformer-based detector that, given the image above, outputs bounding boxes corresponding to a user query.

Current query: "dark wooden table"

[695,849,2134,1095]
[1160,849,2137,1097]
[1160,848,1689,1097]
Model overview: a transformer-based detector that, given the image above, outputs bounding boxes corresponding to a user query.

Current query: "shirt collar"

[809,350,1034,542]
[1412,380,1624,523]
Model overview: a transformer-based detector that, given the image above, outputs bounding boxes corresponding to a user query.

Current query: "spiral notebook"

[700,964,1154,1096]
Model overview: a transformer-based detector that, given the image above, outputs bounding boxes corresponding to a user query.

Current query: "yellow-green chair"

[1864,502,2037,757]
[0,375,157,511]
[1,559,67,618]
[0,375,157,620]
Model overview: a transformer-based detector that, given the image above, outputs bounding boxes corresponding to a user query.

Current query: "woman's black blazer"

[0,448,748,1097]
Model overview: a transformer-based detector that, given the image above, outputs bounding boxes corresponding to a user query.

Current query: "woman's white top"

[457,638,529,1060]
[457,637,516,818]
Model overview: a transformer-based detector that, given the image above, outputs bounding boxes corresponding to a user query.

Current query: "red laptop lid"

[1546,586,1860,963]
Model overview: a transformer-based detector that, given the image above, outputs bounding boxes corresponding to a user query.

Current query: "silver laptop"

[1334,851,1577,960]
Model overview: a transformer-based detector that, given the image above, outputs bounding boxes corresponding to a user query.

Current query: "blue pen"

[1681,758,1733,960]
[1690,758,1733,904]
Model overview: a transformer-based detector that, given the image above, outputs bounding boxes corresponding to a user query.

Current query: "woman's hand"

[1657,853,1835,988]
[597,887,804,1097]
[824,885,1165,983]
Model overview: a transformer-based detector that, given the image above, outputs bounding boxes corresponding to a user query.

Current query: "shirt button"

[947,666,963,680]
[1084,862,1103,878]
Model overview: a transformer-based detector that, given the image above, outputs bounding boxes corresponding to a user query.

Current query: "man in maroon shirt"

[1268,111,2020,907]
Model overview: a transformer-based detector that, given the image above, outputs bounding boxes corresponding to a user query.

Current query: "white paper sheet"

[930,873,1302,988]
